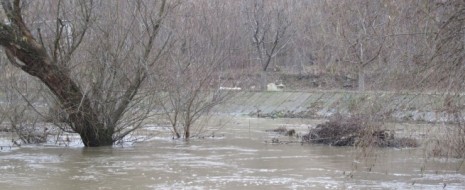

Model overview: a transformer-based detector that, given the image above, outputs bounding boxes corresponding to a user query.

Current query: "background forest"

[0,0,464,147]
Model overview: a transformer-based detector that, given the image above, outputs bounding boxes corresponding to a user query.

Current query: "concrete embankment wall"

[217,91,462,123]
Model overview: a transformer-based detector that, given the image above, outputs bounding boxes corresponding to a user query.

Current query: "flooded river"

[1,116,465,189]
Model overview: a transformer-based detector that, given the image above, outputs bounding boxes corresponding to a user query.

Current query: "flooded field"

[1,116,465,190]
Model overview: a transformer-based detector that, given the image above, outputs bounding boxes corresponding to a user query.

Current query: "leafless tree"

[157,1,234,139]
[421,0,465,158]
[0,0,172,146]
[328,0,390,91]
[244,0,292,89]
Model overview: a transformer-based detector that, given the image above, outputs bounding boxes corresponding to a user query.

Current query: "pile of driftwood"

[302,115,418,148]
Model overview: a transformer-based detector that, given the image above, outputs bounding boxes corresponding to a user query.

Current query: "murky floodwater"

[1,116,465,190]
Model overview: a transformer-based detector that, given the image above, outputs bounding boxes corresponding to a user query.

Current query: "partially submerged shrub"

[428,122,465,158]
[302,114,418,148]
[426,97,465,158]
[11,123,49,144]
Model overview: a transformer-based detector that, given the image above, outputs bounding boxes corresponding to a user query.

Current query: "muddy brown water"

[1,116,464,190]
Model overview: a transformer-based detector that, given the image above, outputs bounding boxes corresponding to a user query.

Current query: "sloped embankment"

[218,91,460,123]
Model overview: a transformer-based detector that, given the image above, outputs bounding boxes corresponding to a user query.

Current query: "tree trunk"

[358,68,366,91]
[184,124,190,138]
[79,125,114,147]
[185,129,190,139]
[172,124,181,139]
[260,70,268,90]
[34,64,113,147]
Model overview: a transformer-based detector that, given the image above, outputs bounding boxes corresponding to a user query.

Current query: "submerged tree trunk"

[79,125,114,147]
[184,126,190,139]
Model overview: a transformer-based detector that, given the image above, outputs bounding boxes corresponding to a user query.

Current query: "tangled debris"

[266,126,297,137]
[265,126,299,144]
[301,114,418,148]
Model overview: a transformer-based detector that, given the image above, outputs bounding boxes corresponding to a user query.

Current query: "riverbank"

[217,91,461,123]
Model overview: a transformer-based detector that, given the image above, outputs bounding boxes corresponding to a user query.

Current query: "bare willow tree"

[0,0,171,146]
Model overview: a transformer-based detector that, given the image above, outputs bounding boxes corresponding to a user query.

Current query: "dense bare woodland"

[0,0,464,152]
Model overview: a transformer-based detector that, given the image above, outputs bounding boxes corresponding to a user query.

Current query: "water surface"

[1,117,464,189]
